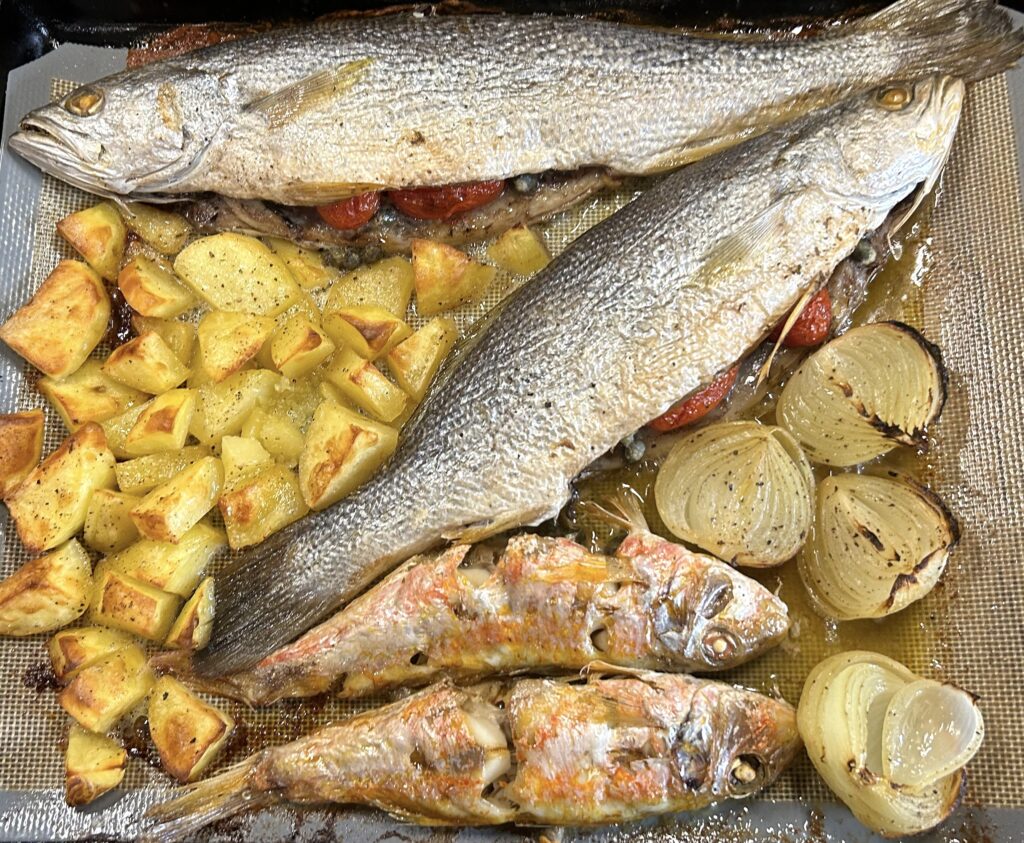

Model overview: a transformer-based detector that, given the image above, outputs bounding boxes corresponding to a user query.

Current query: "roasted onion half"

[654,421,814,567]
[798,472,958,620]
[798,651,983,838]
[777,322,945,467]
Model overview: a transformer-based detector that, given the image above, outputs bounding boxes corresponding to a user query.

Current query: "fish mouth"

[9,113,108,194]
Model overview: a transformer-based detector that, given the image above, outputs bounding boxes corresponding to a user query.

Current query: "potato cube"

[299,401,398,510]
[89,568,181,640]
[0,409,44,497]
[123,389,196,457]
[121,202,192,256]
[49,626,134,683]
[100,400,150,459]
[386,317,458,401]
[102,332,191,393]
[83,490,141,554]
[117,255,196,318]
[221,436,274,491]
[486,225,551,275]
[114,445,210,496]
[264,373,324,432]
[325,348,407,423]
[190,369,280,444]
[100,522,225,597]
[39,360,148,432]
[241,408,304,466]
[197,310,275,382]
[269,315,335,379]
[6,424,116,553]
[58,644,154,733]
[57,202,126,281]
[265,237,342,291]
[148,676,234,782]
[164,577,215,651]
[219,465,309,549]
[65,724,127,806]
[130,457,223,543]
[0,260,110,378]
[173,233,301,316]
[322,305,411,360]
[131,315,195,365]
[0,540,93,636]
[412,239,496,316]
[325,256,414,317]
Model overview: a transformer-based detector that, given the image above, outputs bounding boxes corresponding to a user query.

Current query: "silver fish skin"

[144,673,800,838]
[7,0,1017,204]
[196,75,964,676]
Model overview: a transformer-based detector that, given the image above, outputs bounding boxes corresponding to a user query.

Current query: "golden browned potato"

[39,360,148,432]
[264,237,343,291]
[486,225,551,275]
[89,568,181,641]
[83,489,141,555]
[6,424,116,553]
[325,256,414,316]
[148,676,234,782]
[58,644,154,732]
[117,255,196,318]
[102,332,191,394]
[65,724,127,806]
[197,310,275,382]
[240,408,304,467]
[130,456,224,543]
[299,400,398,510]
[99,400,150,459]
[0,540,92,636]
[56,202,126,281]
[122,389,196,457]
[322,305,411,360]
[325,348,407,423]
[412,239,496,316]
[269,315,335,379]
[385,317,458,401]
[219,465,309,549]
[121,202,192,256]
[114,445,211,496]
[0,409,44,497]
[48,625,134,683]
[189,369,281,444]
[131,315,195,365]
[220,436,274,491]
[100,521,224,598]
[164,577,215,651]
[0,260,110,378]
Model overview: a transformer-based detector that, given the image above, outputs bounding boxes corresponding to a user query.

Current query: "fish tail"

[149,650,264,705]
[859,0,1024,81]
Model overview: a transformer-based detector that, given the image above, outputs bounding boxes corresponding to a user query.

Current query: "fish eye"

[701,628,739,662]
[699,576,734,619]
[875,85,913,111]
[63,86,105,117]
[728,754,766,794]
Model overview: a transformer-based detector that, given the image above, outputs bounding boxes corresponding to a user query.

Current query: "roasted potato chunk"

[49,625,134,683]
[0,540,92,636]
[325,256,414,316]
[121,202,192,256]
[65,724,127,806]
[412,239,496,316]
[269,315,335,379]
[130,456,223,543]
[100,400,150,459]
[114,445,211,495]
[100,522,225,597]
[123,389,196,457]
[299,400,398,510]
[240,408,304,466]
[0,260,110,378]
[89,568,181,641]
[386,317,458,401]
[117,255,196,318]
[149,676,234,782]
[325,348,407,423]
[56,202,126,281]
[164,577,215,651]
[0,409,44,497]
[39,360,147,432]
[486,225,551,275]
[102,332,191,393]
[265,237,342,291]
[83,489,141,554]
[131,315,195,365]
[174,233,301,316]
[322,305,411,360]
[6,424,116,553]
[59,644,154,733]
[220,436,274,491]
[190,369,280,444]
[219,465,309,549]
[197,310,275,382]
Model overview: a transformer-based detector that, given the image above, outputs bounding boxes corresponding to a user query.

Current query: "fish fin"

[581,660,651,679]
[285,181,387,205]
[243,58,373,127]
[149,650,262,706]
[756,285,816,385]
[693,198,792,289]
[444,506,548,544]
[577,489,649,535]
[531,552,610,585]
[854,0,1023,82]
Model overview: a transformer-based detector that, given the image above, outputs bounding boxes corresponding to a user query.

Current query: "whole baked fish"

[195,75,964,677]
[145,672,800,838]
[158,507,789,705]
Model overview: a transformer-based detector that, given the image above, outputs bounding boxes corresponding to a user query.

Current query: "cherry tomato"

[768,288,832,348]
[648,366,739,433]
[388,179,506,220]
[316,192,381,230]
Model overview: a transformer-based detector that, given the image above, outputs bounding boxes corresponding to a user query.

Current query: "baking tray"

[1,3,1024,841]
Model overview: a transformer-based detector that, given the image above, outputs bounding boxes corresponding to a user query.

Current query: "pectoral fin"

[693,197,792,289]
[244,58,373,128]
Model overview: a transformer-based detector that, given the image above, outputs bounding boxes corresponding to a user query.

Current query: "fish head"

[9,64,229,199]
